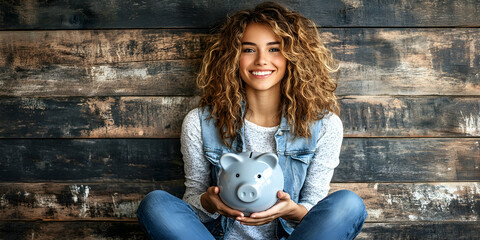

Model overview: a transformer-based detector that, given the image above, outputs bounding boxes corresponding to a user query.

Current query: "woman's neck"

[244,88,281,127]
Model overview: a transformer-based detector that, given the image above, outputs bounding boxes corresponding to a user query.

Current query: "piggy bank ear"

[256,152,278,169]
[219,153,243,170]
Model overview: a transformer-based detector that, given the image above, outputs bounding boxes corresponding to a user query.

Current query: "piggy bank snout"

[237,184,259,203]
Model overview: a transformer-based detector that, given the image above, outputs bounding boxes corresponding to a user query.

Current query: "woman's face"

[239,23,287,94]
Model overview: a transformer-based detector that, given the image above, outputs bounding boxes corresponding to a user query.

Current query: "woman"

[137,2,367,239]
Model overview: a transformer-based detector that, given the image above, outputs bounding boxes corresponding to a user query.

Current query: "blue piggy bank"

[218,152,284,216]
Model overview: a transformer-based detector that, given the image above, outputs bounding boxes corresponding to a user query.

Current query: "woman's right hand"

[201,186,244,219]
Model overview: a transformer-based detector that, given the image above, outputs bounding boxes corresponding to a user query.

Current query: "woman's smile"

[249,70,275,79]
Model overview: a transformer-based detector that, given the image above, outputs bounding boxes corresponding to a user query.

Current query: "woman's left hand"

[236,190,307,226]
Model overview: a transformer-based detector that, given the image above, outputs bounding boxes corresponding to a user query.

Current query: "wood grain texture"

[0,96,200,138]
[0,182,478,222]
[1,0,479,29]
[340,96,480,137]
[337,138,480,182]
[0,138,478,182]
[356,222,480,240]
[1,96,479,138]
[1,28,479,96]
[0,181,185,221]
[0,221,148,240]
[1,221,480,240]
[0,139,183,182]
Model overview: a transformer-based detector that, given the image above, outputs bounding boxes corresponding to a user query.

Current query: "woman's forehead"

[241,23,281,43]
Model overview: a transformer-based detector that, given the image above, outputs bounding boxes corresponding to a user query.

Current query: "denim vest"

[199,107,323,239]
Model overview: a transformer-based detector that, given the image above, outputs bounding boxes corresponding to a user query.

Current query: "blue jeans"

[137,190,367,240]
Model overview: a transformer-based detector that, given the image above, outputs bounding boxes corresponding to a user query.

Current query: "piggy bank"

[218,152,284,215]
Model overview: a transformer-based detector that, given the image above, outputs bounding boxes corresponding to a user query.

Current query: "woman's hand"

[236,191,308,226]
[201,186,245,219]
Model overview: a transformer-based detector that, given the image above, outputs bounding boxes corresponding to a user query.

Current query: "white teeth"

[251,71,273,76]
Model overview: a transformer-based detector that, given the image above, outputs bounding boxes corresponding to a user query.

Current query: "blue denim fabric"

[137,190,367,240]
[198,107,324,237]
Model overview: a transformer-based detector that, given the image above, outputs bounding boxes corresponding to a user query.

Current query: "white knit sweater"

[181,108,343,239]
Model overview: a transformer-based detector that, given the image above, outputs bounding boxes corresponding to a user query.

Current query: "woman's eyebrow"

[241,41,281,46]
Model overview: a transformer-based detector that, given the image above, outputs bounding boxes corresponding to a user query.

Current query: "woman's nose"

[255,52,268,65]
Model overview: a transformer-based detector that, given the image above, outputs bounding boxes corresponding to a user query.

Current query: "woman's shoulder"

[182,107,202,129]
[317,112,343,135]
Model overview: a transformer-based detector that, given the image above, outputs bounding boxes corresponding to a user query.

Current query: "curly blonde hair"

[197,1,339,148]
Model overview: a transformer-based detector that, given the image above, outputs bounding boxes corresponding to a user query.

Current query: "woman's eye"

[243,48,254,53]
[269,48,280,52]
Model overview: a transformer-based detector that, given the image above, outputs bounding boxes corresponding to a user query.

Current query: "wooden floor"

[0,0,479,239]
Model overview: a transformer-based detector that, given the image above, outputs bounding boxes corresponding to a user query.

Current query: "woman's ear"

[219,153,244,170]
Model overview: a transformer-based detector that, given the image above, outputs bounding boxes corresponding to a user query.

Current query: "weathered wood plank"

[330,182,480,222]
[1,96,479,138]
[340,96,480,137]
[1,221,479,240]
[1,0,479,29]
[0,181,185,221]
[0,138,478,182]
[332,28,480,96]
[0,96,199,138]
[0,139,183,182]
[0,182,479,222]
[357,222,480,240]
[1,28,479,96]
[0,221,148,240]
[337,138,480,182]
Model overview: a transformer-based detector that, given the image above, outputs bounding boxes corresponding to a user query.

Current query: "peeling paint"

[367,209,382,219]
[409,183,480,221]
[408,215,418,220]
[460,111,480,135]
[91,65,148,82]
[69,185,90,217]
[0,194,7,207]
[20,98,46,110]
[34,193,57,208]
[341,0,363,8]
[113,201,141,218]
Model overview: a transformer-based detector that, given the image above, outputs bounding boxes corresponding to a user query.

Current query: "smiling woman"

[137,2,367,240]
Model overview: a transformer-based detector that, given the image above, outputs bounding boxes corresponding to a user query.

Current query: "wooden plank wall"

[1,0,479,239]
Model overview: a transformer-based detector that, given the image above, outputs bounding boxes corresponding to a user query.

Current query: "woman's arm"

[181,108,221,221]
[181,108,244,221]
[297,113,343,211]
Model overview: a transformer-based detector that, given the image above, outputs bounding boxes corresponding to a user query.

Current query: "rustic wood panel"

[0,139,183,182]
[336,138,480,182]
[0,181,185,221]
[331,182,480,222]
[0,138,478,182]
[0,221,148,240]
[1,221,480,240]
[0,29,208,66]
[340,96,480,137]
[0,182,478,222]
[0,96,199,138]
[1,28,479,97]
[1,0,479,29]
[356,222,480,240]
[1,96,479,138]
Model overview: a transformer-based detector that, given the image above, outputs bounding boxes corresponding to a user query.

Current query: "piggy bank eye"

[236,173,240,178]
[257,174,261,178]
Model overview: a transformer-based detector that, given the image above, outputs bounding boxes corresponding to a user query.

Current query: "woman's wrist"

[284,202,308,222]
